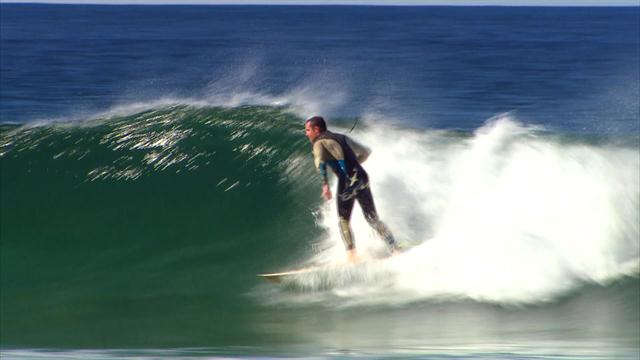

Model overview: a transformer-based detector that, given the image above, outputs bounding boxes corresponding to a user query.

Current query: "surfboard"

[258,247,409,284]
[258,266,322,284]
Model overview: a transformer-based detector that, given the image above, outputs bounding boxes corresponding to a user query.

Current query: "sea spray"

[307,115,639,305]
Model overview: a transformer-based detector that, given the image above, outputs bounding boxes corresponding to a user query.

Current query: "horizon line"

[1,1,638,6]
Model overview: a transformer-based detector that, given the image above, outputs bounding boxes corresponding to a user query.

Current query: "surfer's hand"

[322,183,332,201]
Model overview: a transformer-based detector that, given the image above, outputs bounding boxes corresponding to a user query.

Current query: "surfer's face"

[305,122,322,143]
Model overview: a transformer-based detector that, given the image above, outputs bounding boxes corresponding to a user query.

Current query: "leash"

[348,117,360,133]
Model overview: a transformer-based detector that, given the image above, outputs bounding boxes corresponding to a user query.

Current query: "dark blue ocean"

[1,4,639,360]
[2,4,639,133]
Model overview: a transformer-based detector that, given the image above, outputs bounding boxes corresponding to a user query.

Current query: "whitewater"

[259,113,640,307]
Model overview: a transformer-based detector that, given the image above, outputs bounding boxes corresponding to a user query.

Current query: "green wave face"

[0,105,322,347]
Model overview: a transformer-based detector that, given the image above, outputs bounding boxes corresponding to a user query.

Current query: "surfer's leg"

[357,188,399,251]
[337,188,356,251]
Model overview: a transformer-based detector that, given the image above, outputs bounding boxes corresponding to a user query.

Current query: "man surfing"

[304,116,401,262]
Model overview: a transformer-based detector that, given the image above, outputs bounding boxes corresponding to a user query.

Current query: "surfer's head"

[305,116,326,142]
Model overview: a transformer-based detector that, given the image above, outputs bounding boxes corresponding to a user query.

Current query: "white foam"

[308,115,640,305]
[76,86,344,126]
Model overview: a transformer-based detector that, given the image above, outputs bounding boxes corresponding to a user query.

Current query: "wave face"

[0,105,323,346]
[1,105,639,348]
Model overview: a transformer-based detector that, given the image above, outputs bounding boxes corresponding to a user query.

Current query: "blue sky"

[0,0,638,5]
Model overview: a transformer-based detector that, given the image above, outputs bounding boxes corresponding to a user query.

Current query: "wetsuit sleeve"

[312,141,328,169]
[313,141,330,184]
[346,136,371,163]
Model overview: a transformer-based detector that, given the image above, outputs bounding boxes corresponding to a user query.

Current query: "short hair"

[305,116,327,132]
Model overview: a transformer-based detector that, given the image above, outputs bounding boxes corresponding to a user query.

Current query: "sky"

[0,0,638,5]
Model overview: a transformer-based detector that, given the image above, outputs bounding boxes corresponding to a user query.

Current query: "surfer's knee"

[338,217,355,250]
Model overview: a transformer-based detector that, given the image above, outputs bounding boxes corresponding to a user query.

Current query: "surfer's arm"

[346,136,371,163]
[318,161,341,201]
[313,141,337,201]
[313,142,328,184]
[318,162,332,200]
[318,162,329,185]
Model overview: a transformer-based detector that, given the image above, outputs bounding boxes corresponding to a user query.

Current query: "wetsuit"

[312,131,398,251]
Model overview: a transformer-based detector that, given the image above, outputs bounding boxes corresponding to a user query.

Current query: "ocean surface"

[1,4,639,359]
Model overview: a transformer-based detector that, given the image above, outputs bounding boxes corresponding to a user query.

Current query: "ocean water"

[0,4,639,360]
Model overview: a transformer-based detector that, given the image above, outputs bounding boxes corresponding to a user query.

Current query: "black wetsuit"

[312,131,397,251]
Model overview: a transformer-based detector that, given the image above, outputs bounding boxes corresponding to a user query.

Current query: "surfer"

[304,116,401,262]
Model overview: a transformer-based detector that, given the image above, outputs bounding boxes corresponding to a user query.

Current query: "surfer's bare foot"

[391,242,407,256]
[346,249,360,263]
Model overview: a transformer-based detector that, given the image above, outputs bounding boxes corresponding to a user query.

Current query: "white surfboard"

[258,266,324,284]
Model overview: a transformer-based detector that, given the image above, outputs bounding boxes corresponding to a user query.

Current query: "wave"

[1,105,638,311]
